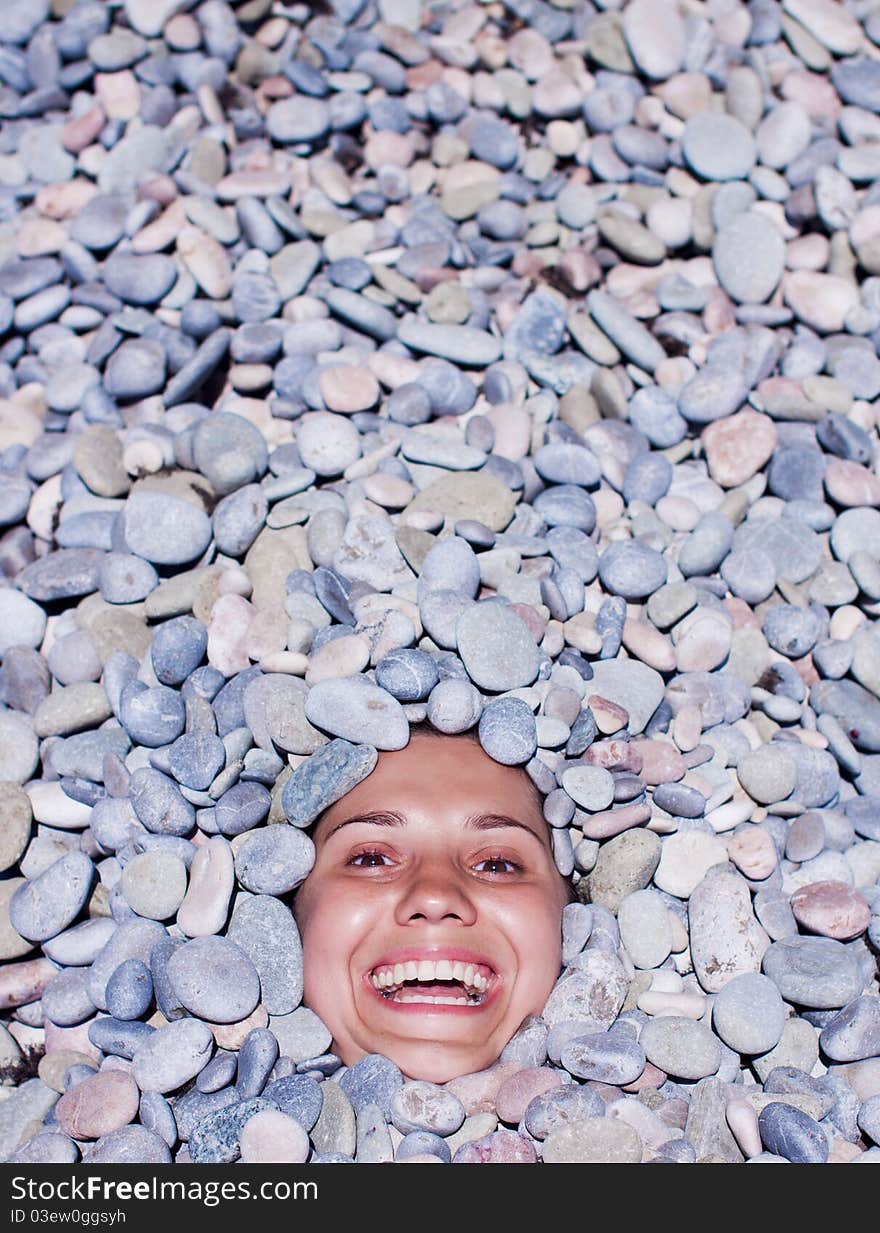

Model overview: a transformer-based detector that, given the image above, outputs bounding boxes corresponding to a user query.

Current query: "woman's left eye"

[474,856,522,875]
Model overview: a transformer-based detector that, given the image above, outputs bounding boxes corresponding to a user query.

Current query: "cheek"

[296,880,376,968]
[496,890,564,996]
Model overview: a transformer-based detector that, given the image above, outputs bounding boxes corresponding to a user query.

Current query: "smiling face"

[292,731,571,1083]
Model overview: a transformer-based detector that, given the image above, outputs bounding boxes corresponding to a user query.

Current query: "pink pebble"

[495,1067,563,1125]
[55,1070,139,1140]
[452,1129,537,1164]
[824,459,880,508]
[702,409,776,488]
[632,739,686,785]
[727,825,778,880]
[0,958,57,1009]
[444,1060,521,1116]
[790,880,871,940]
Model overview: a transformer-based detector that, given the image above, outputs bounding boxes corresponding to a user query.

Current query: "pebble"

[738,745,798,805]
[639,1017,722,1081]
[713,212,785,305]
[789,881,871,940]
[166,936,261,1024]
[689,867,771,993]
[762,937,865,1008]
[542,1117,642,1164]
[681,112,757,180]
[131,1017,215,1095]
[54,1070,139,1140]
[712,973,786,1055]
[122,492,211,566]
[0,0,877,1173]
[758,1102,829,1164]
[599,541,667,600]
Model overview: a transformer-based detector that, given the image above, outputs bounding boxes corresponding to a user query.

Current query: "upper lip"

[367,945,499,976]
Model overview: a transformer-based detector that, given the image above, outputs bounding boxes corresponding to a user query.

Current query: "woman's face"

[292,733,570,1083]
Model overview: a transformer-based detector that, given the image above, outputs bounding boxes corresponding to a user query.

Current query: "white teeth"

[392,994,472,1005]
[370,958,494,994]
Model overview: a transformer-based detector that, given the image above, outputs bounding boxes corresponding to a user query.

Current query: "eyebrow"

[322,809,547,846]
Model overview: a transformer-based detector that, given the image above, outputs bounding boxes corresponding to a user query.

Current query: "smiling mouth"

[369,959,495,1006]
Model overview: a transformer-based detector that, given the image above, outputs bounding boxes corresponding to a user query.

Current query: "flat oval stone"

[15,549,104,602]
[0,589,46,655]
[55,1070,139,1140]
[789,881,871,940]
[9,851,94,942]
[228,894,302,1017]
[711,972,786,1054]
[193,412,268,497]
[617,889,672,969]
[819,996,880,1063]
[105,957,153,1020]
[598,541,667,599]
[758,1102,829,1164]
[397,318,501,366]
[339,1053,404,1118]
[523,1084,605,1139]
[561,765,614,811]
[261,1074,323,1131]
[762,937,864,1008]
[639,1016,722,1080]
[456,600,542,691]
[542,949,629,1031]
[83,1126,171,1164]
[282,738,377,828]
[0,712,40,783]
[713,211,785,304]
[267,97,330,143]
[559,1028,646,1085]
[738,745,797,804]
[233,825,315,895]
[120,851,187,920]
[122,492,211,566]
[681,111,757,180]
[304,677,409,750]
[689,867,770,993]
[129,768,194,836]
[390,1081,466,1136]
[478,695,537,766]
[542,1116,642,1164]
[533,442,601,487]
[103,252,176,306]
[167,936,261,1023]
[131,1016,215,1094]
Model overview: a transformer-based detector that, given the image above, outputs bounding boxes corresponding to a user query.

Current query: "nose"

[393,857,478,926]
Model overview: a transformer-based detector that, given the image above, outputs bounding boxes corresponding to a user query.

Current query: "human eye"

[472,853,524,877]
[346,847,393,869]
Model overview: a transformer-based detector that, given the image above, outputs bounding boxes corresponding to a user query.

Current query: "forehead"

[314,732,547,838]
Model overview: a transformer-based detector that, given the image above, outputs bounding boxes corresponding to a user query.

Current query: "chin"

[394,1049,497,1085]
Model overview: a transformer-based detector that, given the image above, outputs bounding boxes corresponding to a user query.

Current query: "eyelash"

[346,848,524,876]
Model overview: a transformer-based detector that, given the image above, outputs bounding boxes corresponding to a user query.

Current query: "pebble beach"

[0,0,879,1165]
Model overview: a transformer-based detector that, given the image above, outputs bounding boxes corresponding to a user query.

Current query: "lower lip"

[364,975,500,1014]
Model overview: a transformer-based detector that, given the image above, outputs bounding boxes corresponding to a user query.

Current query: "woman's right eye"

[347,850,391,868]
